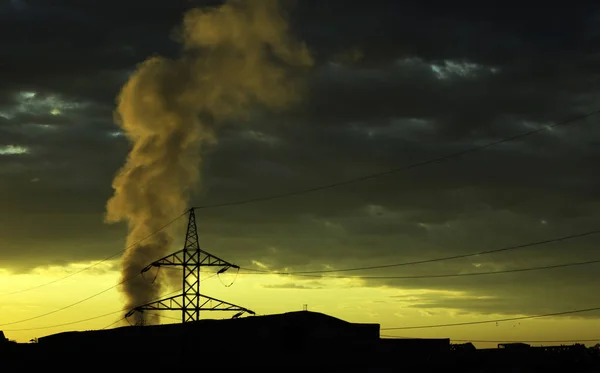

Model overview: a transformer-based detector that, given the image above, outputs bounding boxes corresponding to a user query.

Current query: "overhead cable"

[240,258,600,279]
[2,211,187,296]
[0,273,140,327]
[381,306,600,330]
[241,228,600,275]
[2,274,217,331]
[193,109,600,210]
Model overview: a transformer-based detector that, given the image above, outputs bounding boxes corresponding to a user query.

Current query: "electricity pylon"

[125,208,255,323]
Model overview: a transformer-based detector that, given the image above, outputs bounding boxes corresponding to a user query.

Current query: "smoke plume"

[105,0,312,323]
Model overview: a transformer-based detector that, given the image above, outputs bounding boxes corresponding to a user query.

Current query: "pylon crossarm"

[197,248,239,268]
[197,293,255,314]
[126,293,255,316]
[128,294,185,315]
[141,249,239,273]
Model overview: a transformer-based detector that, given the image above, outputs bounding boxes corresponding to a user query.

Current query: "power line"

[192,109,600,210]
[9,110,595,296]
[450,338,600,343]
[1,211,187,297]
[5,231,592,328]
[2,111,595,330]
[3,310,123,332]
[381,306,600,330]
[379,335,600,343]
[241,228,600,275]
[239,258,600,279]
[101,317,125,330]
[2,274,217,332]
[0,273,140,327]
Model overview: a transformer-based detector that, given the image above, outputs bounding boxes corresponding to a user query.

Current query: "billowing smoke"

[105,0,312,323]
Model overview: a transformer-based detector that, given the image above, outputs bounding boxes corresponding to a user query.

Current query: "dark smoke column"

[105,0,313,324]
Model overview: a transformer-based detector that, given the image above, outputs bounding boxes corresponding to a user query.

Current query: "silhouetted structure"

[451,342,476,353]
[125,208,253,323]
[1,312,599,372]
[498,342,531,349]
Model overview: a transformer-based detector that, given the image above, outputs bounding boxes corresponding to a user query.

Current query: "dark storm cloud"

[1,0,600,317]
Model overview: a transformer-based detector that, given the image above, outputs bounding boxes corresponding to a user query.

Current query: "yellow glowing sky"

[1,260,598,348]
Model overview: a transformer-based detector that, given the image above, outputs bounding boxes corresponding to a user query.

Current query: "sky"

[1,0,600,347]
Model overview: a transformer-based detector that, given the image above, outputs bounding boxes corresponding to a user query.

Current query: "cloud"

[397,285,600,320]
[262,282,323,290]
[1,0,600,318]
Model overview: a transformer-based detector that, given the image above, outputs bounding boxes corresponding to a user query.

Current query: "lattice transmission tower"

[125,208,255,323]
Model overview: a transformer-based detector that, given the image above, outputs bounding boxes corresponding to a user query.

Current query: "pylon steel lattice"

[125,208,255,323]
